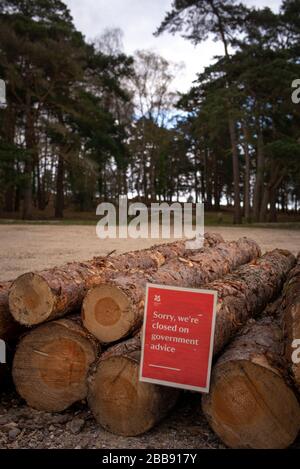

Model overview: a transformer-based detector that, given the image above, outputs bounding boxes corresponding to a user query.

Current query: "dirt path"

[0,225,299,281]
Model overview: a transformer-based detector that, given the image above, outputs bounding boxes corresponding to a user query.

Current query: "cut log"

[87,335,180,436]
[202,316,300,449]
[282,254,300,391]
[9,233,223,327]
[0,282,22,342]
[82,238,261,343]
[87,250,295,438]
[209,249,295,355]
[12,318,99,411]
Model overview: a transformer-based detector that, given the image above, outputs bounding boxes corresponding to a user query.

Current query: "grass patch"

[0,210,299,229]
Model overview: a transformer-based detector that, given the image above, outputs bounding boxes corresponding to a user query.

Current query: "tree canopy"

[0,0,299,223]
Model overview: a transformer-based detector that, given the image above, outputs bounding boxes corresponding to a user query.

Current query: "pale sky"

[64,0,281,93]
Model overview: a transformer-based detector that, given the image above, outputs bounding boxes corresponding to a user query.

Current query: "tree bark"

[23,102,36,220]
[269,187,277,222]
[253,123,265,222]
[282,255,300,392]
[87,334,180,436]
[14,181,21,212]
[87,250,295,439]
[243,124,251,222]
[12,317,99,412]
[205,147,213,210]
[4,186,14,212]
[202,315,300,449]
[3,105,16,212]
[55,153,64,218]
[259,185,269,222]
[228,116,242,224]
[9,233,224,326]
[213,153,221,211]
[82,238,261,343]
[259,163,284,223]
[209,249,295,356]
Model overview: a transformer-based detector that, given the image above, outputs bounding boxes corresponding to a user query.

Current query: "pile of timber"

[82,237,261,343]
[202,255,300,449]
[5,232,226,407]
[11,235,260,412]
[0,234,300,449]
[8,232,224,327]
[1,233,223,344]
[87,249,296,437]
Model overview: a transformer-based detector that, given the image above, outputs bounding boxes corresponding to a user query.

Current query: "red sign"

[140,284,217,393]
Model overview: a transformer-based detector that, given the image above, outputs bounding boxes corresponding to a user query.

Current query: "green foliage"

[0,0,299,221]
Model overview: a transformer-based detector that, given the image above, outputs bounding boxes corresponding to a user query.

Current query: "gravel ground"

[0,390,225,449]
[1,388,299,449]
[0,225,299,281]
[0,225,299,449]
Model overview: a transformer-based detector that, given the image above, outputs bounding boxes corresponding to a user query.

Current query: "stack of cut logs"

[1,233,300,449]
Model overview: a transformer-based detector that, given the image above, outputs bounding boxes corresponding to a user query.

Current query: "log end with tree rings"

[202,359,300,449]
[87,351,180,436]
[12,319,98,412]
[202,318,300,450]
[82,284,136,343]
[9,273,56,326]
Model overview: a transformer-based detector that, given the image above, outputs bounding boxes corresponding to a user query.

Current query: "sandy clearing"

[0,225,299,281]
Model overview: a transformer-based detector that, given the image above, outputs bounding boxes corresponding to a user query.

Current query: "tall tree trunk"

[38,173,47,211]
[259,163,284,222]
[259,185,269,222]
[3,104,16,212]
[22,154,33,219]
[269,188,277,222]
[4,187,14,212]
[201,150,206,203]
[55,153,64,218]
[214,24,241,224]
[142,157,148,203]
[205,147,213,210]
[36,157,44,211]
[23,103,36,219]
[213,152,220,210]
[228,117,241,224]
[253,122,265,222]
[243,124,251,222]
[14,180,20,213]
[194,151,200,203]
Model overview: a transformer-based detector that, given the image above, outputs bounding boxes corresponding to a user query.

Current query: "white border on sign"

[139,283,218,393]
